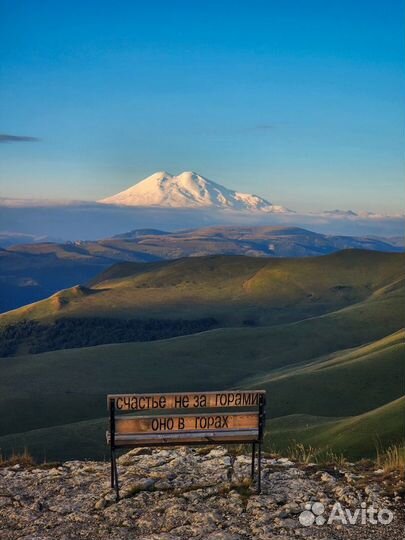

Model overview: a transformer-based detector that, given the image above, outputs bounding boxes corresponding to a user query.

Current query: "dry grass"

[317,449,348,468]
[282,442,347,467]
[377,443,405,473]
[284,442,317,464]
[283,441,405,473]
[0,448,35,468]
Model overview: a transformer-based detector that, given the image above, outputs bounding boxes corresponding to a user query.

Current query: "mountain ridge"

[1,226,403,313]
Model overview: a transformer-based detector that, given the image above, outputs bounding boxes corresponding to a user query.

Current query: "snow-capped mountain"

[98,171,288,213]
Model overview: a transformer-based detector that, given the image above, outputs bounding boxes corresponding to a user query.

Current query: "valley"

[0,249,403,461]
[0,225,402,313]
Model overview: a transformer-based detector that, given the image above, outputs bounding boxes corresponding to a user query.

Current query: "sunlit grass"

[377,443,405,473]
[281,442,347,466]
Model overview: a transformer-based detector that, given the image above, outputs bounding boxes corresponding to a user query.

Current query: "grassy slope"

[0,418,108,462]
[267,396,405,460]
[0,250,110,314]
[1,396,403,463]
[0,282,403,458]
[0,251,403,461]
[245,329,405,417]
[2,227,402,313]
[2,251,404,331]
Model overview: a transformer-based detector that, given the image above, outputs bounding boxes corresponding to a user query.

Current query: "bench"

[106,390,266,500]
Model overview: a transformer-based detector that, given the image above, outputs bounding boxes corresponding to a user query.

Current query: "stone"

[320,472,336,483]
[277,458,294,466]
[94,498,107,510]
[0,446,402,539]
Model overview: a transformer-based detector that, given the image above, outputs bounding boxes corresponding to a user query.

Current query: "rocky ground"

[0,446,404,540]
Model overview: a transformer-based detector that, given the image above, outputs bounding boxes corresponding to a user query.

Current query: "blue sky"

[0,0,404,213]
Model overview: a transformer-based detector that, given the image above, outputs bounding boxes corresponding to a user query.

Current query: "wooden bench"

[106,390,266,500]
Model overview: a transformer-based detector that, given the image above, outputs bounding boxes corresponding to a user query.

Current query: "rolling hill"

[0,249,403,461]
[0,226,402,313]
[1,250,404,357]
[267,396,405,460]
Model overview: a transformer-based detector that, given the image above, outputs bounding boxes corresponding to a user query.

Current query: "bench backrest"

[107,390,266,448]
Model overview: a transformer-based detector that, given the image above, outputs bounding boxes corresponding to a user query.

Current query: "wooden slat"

[108,390,264,411]
[115,412,258,435]
[107,429,260,446]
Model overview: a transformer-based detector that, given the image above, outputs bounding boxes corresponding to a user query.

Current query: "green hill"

[245,329,405,417]
[0,295,403,459]
[3,226,401,313]
[1,250,404,356]
[0,250,403,461]
[0,384,403,463]
[268,396,405,460]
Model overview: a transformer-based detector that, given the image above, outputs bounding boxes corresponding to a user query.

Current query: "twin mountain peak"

[99,171,289,213]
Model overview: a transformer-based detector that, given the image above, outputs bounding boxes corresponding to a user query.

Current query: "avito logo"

[299,501,394,527]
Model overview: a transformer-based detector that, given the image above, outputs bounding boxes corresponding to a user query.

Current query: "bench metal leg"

[251,443,256,480]
[257,442,262,494]
[112,450,120,501]
[110,446,115,488]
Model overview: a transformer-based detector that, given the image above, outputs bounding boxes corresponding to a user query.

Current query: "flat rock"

[0,446,403,540]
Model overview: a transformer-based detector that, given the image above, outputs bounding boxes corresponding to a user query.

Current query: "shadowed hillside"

[2,250,404,336]
[1,226,403,312]
[0,250,403,461]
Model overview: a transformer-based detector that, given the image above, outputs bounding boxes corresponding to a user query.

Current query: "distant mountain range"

[99,170,289,212]
[0,225,403,313]
[111,225,404,257]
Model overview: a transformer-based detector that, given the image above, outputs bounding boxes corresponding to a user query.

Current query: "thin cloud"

[254,124,274,130]
[241,124,275,133]
[0,134,40,143]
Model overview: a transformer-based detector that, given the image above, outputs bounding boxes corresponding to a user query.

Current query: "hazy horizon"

[0,168,404,218]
